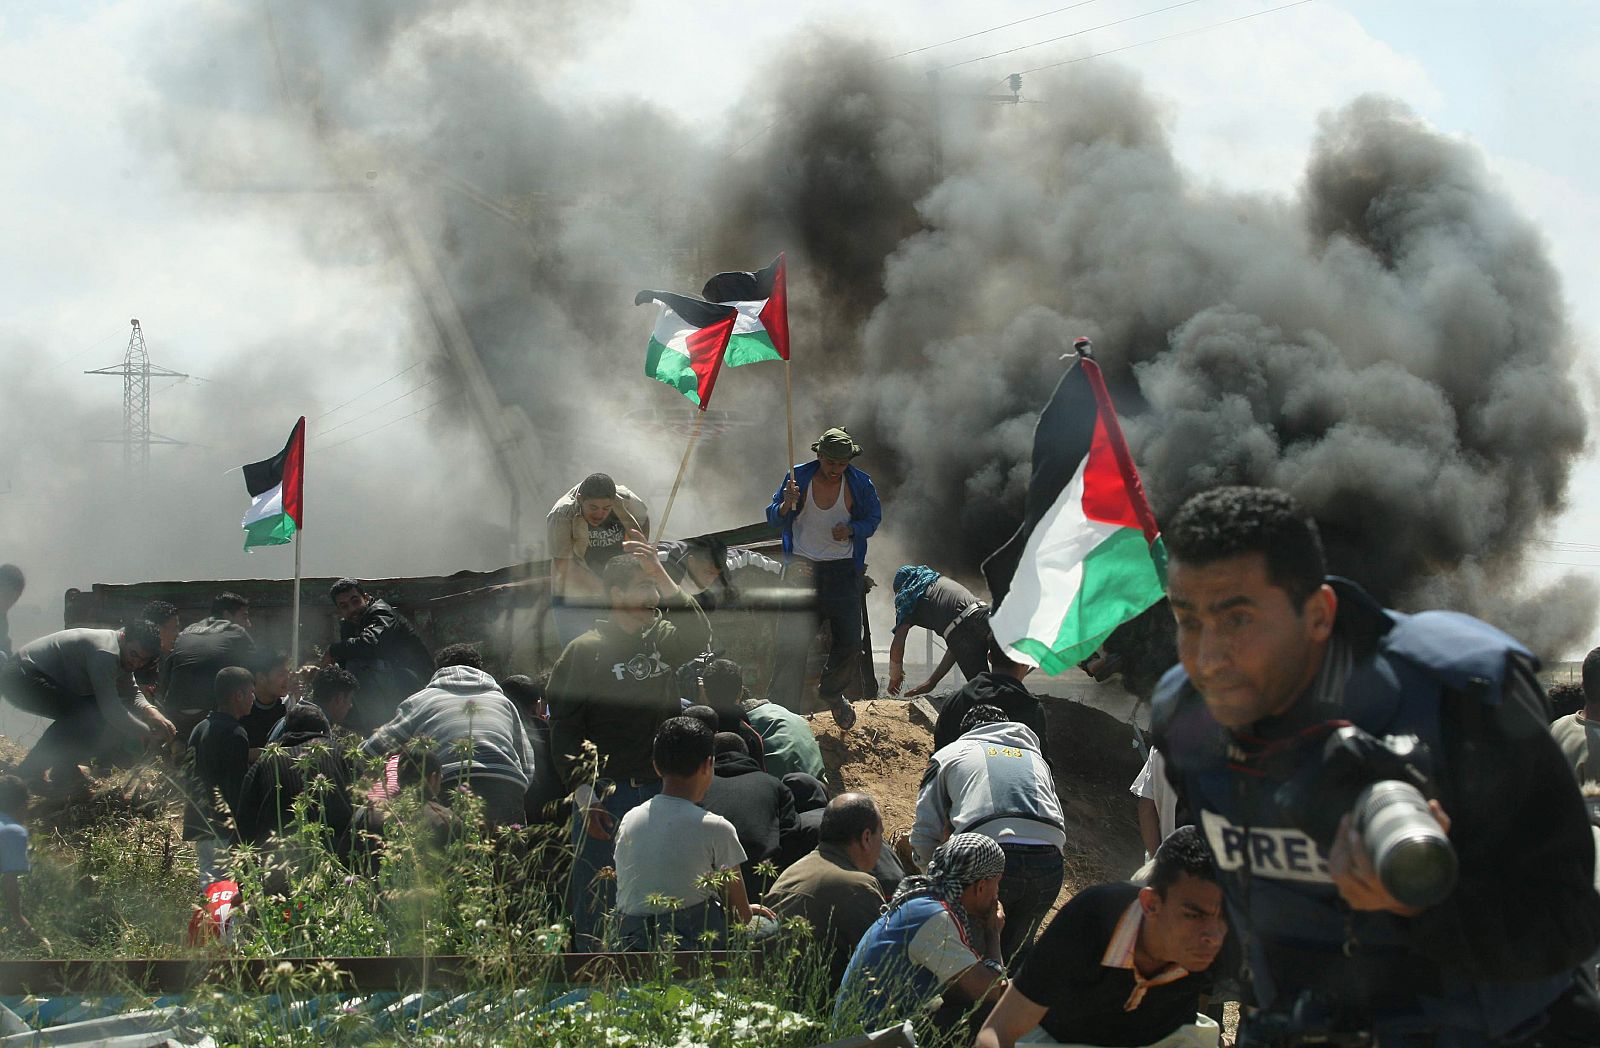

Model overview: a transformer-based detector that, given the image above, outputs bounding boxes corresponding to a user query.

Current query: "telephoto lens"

[1354,780,1457,909]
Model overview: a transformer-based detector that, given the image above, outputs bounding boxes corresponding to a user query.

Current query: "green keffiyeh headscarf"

[893,565,942,630]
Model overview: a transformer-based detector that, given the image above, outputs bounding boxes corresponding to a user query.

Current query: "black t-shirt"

[239,700,286,750]
[910,577,980,635]
[583,517,627,572]
[1014,882,1212,1047]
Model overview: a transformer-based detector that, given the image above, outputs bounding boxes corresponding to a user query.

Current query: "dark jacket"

[701,750,801,893]
[933,671,1048,758]
[768,841,886,991]
[182,711,250,841]
[1154,577,1600,1043]
[239,700,286,750]
[234,730,354,851]
[158,617,256,715]
[766,461,882,571]
[329,598,433,728]
[548,592,711,785]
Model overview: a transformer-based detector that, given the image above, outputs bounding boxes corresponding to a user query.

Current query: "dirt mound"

[810,692,1146,895]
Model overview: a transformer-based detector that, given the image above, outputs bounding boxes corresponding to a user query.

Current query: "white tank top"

[793,483,854,562]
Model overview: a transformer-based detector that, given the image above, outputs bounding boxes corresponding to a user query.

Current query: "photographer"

[1153,486,1600,1046]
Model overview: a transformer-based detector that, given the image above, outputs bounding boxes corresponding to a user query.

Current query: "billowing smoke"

[703,52,1594,655]
[28,6,1585,659]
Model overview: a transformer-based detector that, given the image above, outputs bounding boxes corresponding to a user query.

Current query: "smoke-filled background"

[3,0,1600,682]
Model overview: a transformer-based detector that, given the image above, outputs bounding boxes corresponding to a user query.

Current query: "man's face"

[224,607,252,629]
[580,497,615,528]
[684,550,722,589]
[334,591,368,623]
[230,682,257,720]
[961,874,1002,916]
[1142,874,1227,972]
[609,573,660,616]
[857,821,885,871]
[323,690,354,725]
[120,639,157,673]
[1167,552,1332,729]
[0,584,21,612]
[256,665,290,703]
[815,454,849,482]
[157,616,180,653]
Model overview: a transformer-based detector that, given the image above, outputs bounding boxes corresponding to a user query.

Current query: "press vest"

[1153,579,1572,1044]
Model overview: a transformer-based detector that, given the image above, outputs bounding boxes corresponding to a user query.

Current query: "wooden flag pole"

[783,360,797,482]
[291,530,303,669]
[655,410,706,540]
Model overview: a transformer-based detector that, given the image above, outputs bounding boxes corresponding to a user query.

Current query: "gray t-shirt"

[16,628,146,733]
[614,793,746,916]
[910,577,982,635]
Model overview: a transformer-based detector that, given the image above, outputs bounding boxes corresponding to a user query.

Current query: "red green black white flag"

[636,290,738,409]
[701,253,790,366]
[241,417,305,550]
[982,342,1166,674]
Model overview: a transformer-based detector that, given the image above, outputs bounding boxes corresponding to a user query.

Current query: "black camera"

[1249,990,1373,1046]
[1276,726,1458,910]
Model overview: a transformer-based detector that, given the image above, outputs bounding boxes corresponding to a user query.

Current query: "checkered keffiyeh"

[888,833,1006,941]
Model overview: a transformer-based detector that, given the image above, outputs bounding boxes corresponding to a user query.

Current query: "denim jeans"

[998,844,1065,968]
[568,777,661,950]
[615,899,727,951]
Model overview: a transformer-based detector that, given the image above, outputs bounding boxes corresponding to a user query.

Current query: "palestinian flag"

[701,253,789,366]
[241,417,305,550]
[982,342,1166,674]
[636,290,738,409]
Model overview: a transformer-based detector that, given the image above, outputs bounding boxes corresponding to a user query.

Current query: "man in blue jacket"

[765,427,882,728]
[1154,486,1600,1046]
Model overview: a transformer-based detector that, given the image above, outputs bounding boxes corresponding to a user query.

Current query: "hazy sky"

[2,0,1597,656]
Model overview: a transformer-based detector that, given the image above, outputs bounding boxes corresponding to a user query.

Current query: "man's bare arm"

[975,984,1051,1048]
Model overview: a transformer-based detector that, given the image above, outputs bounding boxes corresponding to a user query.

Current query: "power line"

[941,0,1213,70]
[314,375,442,438]
[1015,0,1316,75]
[885,1,1102,60]
[319,392,462,451]
[312,361,422,421]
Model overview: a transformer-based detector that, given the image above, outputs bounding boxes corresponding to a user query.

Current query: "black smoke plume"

[128,10,1593,656]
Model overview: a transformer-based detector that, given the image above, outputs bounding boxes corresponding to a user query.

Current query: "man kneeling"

[613,716,751,950]
[976,827,1227,1048]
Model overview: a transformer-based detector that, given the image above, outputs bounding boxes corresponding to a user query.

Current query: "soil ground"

[807,691,1148,901]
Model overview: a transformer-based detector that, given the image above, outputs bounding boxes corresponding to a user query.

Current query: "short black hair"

[577,473,618,500]
[251,648,290,677]
[281,704,330,737]
[435,643,482,671]
[0,564,23,592]
[1149,825,1218,897]
[123,619,164,653]
[682,704,720,734]
[328,578,365,602]
[1548,680,1586,722]
[500,674,544,714]
[0,773,27,814]
[1166,486,1326,607]
[1583,647,1600,709]
[141,600,177,625]
[211,592,250,616]
[653,716,713,778]
[702,658,744,711]
[820,793,882,845]
[959,704,1009,737]
[310,665,359,703]
[214,665,255,705]
[602,554,649,592]
[397,740,442,788]
[713,731,748,756]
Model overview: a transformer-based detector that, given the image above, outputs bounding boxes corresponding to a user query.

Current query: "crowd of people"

[4,446,1600,1044]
